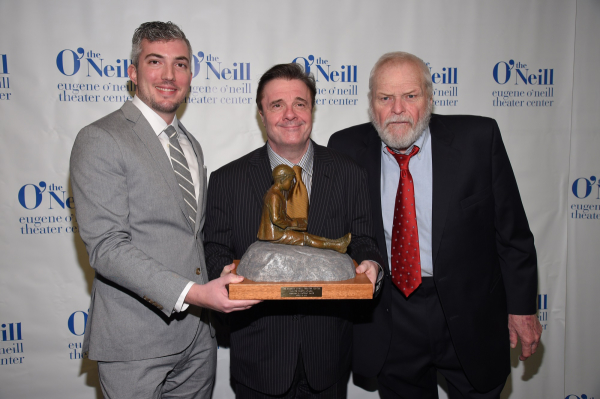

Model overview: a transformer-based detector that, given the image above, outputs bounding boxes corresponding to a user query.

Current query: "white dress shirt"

[381,128,434,277]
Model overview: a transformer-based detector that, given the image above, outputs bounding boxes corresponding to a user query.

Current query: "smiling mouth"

[156,86,177,93]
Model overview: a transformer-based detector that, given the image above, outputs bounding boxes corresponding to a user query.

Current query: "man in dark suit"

[204,63,385,398]
[328,52,542,399]
[70,21,258,399]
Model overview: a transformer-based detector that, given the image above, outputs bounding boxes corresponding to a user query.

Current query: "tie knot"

[387,146,419,169]
[165,125,178,140]
[293,165,303,183]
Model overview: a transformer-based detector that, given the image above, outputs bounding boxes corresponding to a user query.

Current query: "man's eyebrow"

[295,97,308,103]
[143,53,190,63]
[144,53,164,60]
[268,99,284,107]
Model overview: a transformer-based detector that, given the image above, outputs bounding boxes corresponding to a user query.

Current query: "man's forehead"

[263,79,310,98]
[140,38,190,57]
[375,61,424,90]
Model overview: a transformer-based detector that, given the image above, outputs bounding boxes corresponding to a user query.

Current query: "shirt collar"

[267,141,314,177]
[382,127,430,160]
[131,96,180,136]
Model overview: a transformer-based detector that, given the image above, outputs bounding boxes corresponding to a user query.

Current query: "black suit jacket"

[204,141,384,395]
[328,114,537,392]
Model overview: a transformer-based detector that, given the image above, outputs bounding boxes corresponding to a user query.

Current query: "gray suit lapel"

[121,102,194,232]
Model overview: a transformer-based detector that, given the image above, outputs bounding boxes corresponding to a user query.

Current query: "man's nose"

[283,105,297,119]
[391,98,405,114]
[162,63,175,81]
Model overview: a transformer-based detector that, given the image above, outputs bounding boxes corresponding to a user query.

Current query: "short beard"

[369,101,433,151]
[138,86,182,115]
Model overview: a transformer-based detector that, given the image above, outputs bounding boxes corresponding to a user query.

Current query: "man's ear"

[128,64,138,86]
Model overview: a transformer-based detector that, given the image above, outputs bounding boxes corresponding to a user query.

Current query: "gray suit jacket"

[70,101,209,361]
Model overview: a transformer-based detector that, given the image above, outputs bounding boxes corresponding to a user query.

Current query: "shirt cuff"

[368,260,384,296]
[173,281,195,313]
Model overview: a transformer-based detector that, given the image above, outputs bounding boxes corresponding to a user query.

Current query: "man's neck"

[134,95,176,125]
[268,141,310,164]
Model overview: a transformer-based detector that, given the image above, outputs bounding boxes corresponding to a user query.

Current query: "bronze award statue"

[236,165,357,284]
[257,165,351,253]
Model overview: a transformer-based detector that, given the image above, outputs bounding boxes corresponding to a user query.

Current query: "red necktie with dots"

[387,146,421,297]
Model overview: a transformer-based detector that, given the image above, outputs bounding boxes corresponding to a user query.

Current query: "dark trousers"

[378,278,505,399]
[235,350,348,399]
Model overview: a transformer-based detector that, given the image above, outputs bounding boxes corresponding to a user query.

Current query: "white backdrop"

[0,1,597,398]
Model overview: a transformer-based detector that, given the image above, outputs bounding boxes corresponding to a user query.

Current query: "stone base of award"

[228,260,373,300]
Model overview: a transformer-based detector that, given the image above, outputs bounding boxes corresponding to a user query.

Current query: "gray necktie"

[165,125,197,228]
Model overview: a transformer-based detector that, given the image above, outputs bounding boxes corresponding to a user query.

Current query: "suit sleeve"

[491,121,538,315]
[345,162,386,269]
[70,125,190,316]
[203,169,236,281]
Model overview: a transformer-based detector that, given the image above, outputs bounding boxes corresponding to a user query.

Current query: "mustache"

[384,114,414,127]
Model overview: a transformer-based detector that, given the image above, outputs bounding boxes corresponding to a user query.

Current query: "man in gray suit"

[70,21,259,399]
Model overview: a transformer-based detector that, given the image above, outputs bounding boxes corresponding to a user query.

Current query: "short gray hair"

[131,21,192,68]
[368,52,433,101]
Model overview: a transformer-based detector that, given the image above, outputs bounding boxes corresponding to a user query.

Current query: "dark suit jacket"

[328,114,537,392]
[204,141,384,395]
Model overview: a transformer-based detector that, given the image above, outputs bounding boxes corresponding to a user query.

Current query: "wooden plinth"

[228,260,373,300]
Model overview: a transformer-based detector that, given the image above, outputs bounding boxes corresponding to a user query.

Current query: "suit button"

[196,268,201,275]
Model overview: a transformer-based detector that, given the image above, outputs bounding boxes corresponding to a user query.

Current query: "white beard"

[369,102,433,151]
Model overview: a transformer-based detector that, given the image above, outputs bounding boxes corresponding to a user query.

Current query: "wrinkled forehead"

[373,60,426,92]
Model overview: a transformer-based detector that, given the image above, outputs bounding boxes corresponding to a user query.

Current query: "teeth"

[156,87,176,92]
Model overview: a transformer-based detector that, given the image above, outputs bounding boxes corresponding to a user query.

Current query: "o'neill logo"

[571,176,600,220]
[1,322,24,366]
[493,59,553,86]
[565,395,595,399]
[292,55,358,106]
[56,47,130,77]
[67,310,88,360]
[18,181,74,211]
[17,181,79,235]
[187,51,252,106]
[492,59,555,107]
[426,62,459,107]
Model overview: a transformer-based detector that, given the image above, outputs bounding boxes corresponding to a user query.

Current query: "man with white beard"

[328,52,541,399]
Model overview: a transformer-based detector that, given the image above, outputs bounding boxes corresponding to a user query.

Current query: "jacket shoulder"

[329,122,374,146]
[430,113,498,131]
[210,146,265,179]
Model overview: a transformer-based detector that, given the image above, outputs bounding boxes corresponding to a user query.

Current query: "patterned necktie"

[287,165,309,220]
[387,145,421,297]
[166,125,197,228]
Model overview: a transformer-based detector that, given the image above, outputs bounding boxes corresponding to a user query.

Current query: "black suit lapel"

[247,144,273,209]
[430,115,461,267]
[308,143,333,237]
[362,128,388,269]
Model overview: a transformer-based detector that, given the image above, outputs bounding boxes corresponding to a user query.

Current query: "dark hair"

[131,21,191,68]
[256,63,316,112]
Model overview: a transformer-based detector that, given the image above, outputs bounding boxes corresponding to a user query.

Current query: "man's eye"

[177,63,188,68]
[381,96,390,101]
